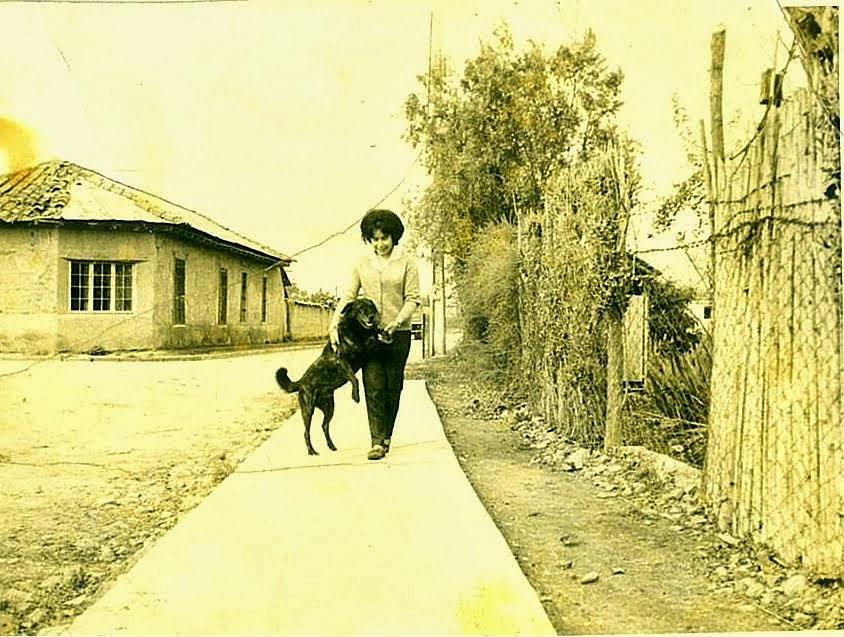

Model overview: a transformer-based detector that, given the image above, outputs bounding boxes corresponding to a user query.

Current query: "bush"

[455,222,521,371]
[647,277,702,356]
[647,332,711,425]
[623,333,712,467]
[516,151,632,447]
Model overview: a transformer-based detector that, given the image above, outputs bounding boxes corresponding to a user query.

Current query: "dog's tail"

[275,367,300,393]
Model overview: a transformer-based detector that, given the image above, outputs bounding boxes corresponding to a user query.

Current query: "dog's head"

[343,298,379,331]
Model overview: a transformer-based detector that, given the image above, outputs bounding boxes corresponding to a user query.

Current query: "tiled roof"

[0,160,292,263]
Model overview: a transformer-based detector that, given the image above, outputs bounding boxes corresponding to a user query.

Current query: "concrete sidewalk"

[59,380,555,636]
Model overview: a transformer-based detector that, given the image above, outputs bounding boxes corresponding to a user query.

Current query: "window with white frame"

[70,260,133,312]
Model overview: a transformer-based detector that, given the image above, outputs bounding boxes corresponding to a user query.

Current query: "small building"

[688,298,713,328]
[0,160,293,354]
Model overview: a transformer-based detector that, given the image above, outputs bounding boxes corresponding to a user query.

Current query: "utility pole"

[440,251,447,354]
[426,10,447,357]
[427,10,433,101]
[431,255,437,355]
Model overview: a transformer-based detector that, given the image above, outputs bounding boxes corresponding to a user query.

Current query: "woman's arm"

[385,258,422,333]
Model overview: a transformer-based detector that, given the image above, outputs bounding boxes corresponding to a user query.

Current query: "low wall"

[287,301,332,341]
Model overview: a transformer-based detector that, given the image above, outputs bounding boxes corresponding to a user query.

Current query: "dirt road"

[0,348,322,635]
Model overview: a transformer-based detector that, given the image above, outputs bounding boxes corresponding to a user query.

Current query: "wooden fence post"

[700,119,716,299]
[605,308,624,450]
[604,144,630,452]
[710,28,727,169]
[702,26,727,509]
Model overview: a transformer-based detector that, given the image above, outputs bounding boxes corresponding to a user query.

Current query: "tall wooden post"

[708,28,726,303]
[700,119,716,298]
[431,253,438,355]
[605,308,624,450]
[604,145,630,452]
[425,12,437,358]
[702,27,728,514]
[439,251,447,354]
[710,28,727,173]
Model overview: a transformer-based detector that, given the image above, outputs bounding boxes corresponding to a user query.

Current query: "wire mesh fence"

[508,85,841,576]
[702,88,842,577]
[429,14,840,577]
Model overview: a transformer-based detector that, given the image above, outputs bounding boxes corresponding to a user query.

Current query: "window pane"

[173,259,186,324]
[115,263,133,312]
[261,274,268,323]
[218,269,228,324]
[92,262,112,311]
[70,261,89,311]
[239,272,247,322]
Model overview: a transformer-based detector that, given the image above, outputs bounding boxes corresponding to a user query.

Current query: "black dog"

[275,298,388,455]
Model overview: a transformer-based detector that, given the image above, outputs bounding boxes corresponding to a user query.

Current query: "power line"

[294,153,420,258]
[264,151,421,270]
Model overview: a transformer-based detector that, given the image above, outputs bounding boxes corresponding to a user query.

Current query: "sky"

[0,0,811,294]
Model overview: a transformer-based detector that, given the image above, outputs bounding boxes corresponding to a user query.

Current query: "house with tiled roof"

[0,160,294,353]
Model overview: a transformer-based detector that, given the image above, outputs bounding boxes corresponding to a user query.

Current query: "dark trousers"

[362,330,412,445]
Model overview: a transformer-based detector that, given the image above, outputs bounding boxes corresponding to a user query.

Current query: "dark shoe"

[383,438,391,454]
[367,444,386,460]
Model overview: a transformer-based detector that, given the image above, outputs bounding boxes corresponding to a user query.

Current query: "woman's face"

[369,228,394,257]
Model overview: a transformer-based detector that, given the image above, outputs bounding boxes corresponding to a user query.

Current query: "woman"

[329,209,421,461]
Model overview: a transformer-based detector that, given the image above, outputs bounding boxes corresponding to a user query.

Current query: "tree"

[653,95,708,234]
[286,283,337,308]
[404,25,624,263]
[782,6,840,198]
[457,222,520,363]
[653,95,741,295]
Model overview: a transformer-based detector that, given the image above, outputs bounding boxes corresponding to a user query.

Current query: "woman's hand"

[329,326,340,351]
[384,321,399,336]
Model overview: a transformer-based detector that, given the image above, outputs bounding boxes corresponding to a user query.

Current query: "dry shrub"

[455,222,521,374]
[518,162,623,447]
[623,334,712,467]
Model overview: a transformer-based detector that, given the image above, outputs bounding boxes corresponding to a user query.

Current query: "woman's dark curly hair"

[360,209,405,245]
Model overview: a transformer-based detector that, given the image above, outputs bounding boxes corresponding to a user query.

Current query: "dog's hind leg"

[320,395,337,451]
[300,394,319,456]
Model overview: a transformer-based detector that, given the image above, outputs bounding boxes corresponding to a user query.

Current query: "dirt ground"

[406,354,844,634]
[0,349,307,635]
[0,344,841,635]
